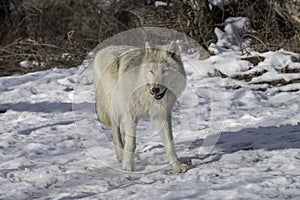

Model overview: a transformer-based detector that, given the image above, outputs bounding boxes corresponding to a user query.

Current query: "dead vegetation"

[281,65,300,74]
[253,78,300,86]
[0,0,299,76]
[211,0,300,53]
[233,70,268,82]
[0,0,113,76]
[0,38,84,76]
[213,55,300,91]
[241,56,265,66]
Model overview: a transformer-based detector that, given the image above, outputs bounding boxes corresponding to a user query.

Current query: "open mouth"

[150,88,167,100]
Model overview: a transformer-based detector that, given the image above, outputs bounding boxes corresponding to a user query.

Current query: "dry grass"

[0,0,117,76]
[0,0,299,76]
[0,38,84,76]
[212,0,300,53]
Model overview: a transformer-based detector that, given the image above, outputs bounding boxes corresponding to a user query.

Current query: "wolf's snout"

[151,87,160,95]
[150,86,167,100]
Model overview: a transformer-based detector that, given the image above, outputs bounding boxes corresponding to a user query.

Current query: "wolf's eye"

[170,52,176,58]
[168,52,176,58]
[163,68,170,73]
[149,70,154,75]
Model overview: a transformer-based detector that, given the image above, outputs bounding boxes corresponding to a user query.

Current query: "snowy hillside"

[1,20,300,199]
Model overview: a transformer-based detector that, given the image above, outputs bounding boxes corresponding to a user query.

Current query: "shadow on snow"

[183,123,300,168]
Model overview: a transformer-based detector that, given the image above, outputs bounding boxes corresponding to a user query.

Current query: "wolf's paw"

[172,160,188,173]
[116,155,122,163]
[122,161,135,172]
[116,151,123,163]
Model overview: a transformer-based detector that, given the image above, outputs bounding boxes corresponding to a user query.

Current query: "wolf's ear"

[145,41,151,49]
[145,41,154,54]
[167,41,177,52]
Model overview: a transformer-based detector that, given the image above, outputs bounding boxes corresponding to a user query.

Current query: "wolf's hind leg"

[112,123,123,162]
[96,111,111,128]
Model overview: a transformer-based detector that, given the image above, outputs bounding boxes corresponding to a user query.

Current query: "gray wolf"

[93,42,188,173]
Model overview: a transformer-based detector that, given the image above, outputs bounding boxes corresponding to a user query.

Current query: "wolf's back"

[93,46,121,127]
[93,45,144,127]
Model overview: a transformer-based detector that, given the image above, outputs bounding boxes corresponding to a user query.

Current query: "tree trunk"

[269,0,300,25]
[0,0,10,21]
[114,0,216,50]
[0,0,10,40]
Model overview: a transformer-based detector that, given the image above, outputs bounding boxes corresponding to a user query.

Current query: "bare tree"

[0,0,10,39]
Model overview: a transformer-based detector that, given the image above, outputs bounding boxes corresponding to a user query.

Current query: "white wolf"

[93,42,188,173]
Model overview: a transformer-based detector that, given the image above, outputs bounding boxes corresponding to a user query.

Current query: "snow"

[19,60,44,68]
[1,22,300,199]
[208,0,227,7]
[155,1,167,7]
[213,17,252,52]
[208,0,232,8]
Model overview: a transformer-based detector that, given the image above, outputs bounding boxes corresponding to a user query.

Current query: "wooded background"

[0,0,299,76]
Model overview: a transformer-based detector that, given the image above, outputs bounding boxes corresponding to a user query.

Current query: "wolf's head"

[141,42,186,100]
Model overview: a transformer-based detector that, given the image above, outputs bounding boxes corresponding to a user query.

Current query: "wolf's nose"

[151,87,160,94]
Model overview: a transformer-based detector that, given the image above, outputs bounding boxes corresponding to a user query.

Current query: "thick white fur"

[93,42,188,173]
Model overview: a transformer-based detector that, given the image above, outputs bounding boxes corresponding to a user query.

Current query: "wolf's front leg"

[121,119,137,171]
[158,114,188,173]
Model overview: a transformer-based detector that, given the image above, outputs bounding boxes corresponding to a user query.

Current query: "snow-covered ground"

[1,20,300,199]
